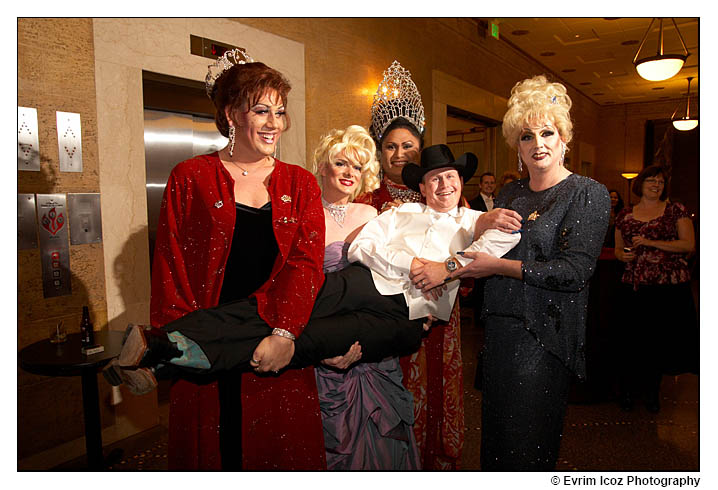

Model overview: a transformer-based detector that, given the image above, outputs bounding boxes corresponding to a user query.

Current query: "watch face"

[447,259,458,272]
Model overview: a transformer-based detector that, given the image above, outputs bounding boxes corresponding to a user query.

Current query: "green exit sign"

[490,22,500,39]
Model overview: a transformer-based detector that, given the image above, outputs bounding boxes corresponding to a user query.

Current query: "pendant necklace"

[228,154,271,177]
[322,197,348,227]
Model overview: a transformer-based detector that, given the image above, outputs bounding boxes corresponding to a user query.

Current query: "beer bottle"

[80,306,94,346]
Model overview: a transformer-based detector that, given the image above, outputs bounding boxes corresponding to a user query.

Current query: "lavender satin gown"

[315,241,421,470]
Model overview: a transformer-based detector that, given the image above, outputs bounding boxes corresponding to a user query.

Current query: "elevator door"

[144,109,228,266]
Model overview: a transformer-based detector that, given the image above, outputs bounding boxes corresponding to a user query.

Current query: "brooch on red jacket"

[277,216,298,224]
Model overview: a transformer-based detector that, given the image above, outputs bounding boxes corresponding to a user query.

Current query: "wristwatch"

[445,256,459,273]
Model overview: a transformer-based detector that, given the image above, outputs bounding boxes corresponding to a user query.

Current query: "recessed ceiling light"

[652,87,665,90]
[511,30,529,36]
[540,51,556,57]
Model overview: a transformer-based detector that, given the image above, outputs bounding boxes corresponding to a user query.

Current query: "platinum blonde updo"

[502,75,573,149]
[312,125,380,200]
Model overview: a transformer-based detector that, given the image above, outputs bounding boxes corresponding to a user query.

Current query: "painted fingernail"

[443,276,452,283]
[456,251,465,255]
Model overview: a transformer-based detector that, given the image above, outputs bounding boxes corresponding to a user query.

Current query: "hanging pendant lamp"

[672,77,698,131]
[633,18,690,82]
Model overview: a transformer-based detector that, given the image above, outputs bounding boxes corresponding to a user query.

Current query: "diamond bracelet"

[271,328,296,341]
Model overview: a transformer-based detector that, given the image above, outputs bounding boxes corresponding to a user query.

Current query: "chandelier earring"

[517,150,523,173]
[560,143,566,166]
[228,125,236,157]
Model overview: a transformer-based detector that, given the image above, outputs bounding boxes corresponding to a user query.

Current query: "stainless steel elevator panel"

[192,117,229,158]
[18,107,40,171]
[56,111,83,172]
[68,193,103,245]
[18,194,38,249]
[143,109,227,262]
[36,194,72,297]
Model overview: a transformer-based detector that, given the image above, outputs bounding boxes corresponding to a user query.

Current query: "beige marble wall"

[17,18,115,464]
[92,18,306,332]
[234,17,603,177]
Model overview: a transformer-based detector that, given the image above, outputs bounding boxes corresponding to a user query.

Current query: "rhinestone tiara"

[205,47,255,98]
[370,60,425,141]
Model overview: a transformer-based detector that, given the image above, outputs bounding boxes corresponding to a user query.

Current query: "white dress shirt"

[347,202,520,321]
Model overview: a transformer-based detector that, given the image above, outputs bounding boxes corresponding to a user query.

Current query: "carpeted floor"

[55,307,699,472]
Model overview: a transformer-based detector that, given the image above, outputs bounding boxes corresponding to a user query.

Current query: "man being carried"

[107,145,522,394]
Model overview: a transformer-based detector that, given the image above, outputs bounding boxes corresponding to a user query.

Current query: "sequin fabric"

[151,152,326,470]
[483,173,610,379]
[355,181,464,470]
[615,202,692,289]
[355,176,422,208]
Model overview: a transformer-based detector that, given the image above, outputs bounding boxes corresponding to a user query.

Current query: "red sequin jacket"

[150,152,326,470]
[150,152,325,335]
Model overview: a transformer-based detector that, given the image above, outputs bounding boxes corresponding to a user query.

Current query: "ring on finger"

[252,358,261,364]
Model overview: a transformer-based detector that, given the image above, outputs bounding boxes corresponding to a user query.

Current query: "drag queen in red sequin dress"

[150,50,326,470]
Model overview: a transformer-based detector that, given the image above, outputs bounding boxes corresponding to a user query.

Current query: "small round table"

[19,330,125,469]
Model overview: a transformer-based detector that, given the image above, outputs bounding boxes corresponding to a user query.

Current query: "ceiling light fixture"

[633,18,690,81]
[672,77,698,131]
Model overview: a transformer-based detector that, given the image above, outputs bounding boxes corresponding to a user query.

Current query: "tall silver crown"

[370,61,425,141]
[205,48,255,98]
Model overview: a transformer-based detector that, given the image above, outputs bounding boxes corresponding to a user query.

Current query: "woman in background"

[614,165,697,413]
[312,125,420,469]
[604,189,625,248]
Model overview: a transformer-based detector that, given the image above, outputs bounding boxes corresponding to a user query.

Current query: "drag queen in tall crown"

[355,61,463,469]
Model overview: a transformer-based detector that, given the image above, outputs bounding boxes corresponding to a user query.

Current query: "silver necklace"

[228,155,271,176]
[236,164,250,176]
[322,198,348,227]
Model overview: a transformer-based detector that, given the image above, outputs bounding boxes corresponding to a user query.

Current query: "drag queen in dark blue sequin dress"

[448,75,610,470]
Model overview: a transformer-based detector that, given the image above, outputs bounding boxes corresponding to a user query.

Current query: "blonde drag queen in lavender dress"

[312,125,420,470]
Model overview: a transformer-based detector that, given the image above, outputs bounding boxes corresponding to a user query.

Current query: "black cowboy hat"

[402,144,478,193]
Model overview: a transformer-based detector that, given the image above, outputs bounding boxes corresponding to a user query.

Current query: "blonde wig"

[312,125,380,200]
[502,75,573,149]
